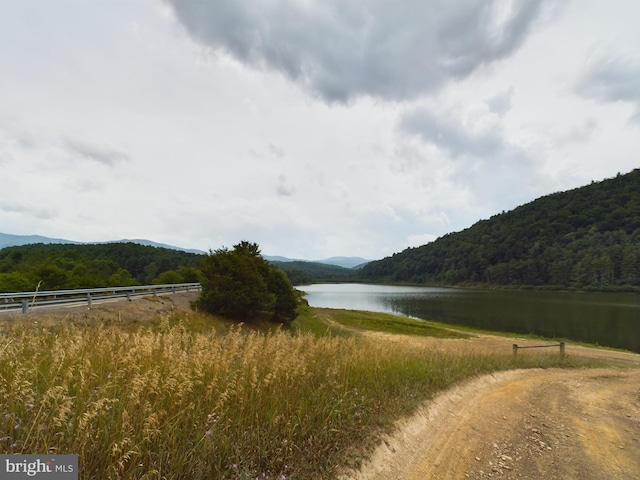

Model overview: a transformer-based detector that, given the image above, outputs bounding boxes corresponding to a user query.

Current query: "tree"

[153,270,184,285]
[267,267,298,323]
[196,241,298,324]
[0,272,33,293]
[107,268,137,287]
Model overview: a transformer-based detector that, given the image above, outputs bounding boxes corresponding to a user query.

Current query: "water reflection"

[297,284,640,353]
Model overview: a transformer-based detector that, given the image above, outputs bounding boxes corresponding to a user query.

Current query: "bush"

[196,241,298,324]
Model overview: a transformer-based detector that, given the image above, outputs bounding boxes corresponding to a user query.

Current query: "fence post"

[560,341,565,359]
[87,293,92,309]
[513,344,518,358]
[22,300,29,314]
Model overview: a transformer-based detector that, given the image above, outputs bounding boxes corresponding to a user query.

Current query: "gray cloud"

[276,174,295,196]
[268,143,285,159]
[165,0,546,103]
[487,86,514,117]
[397,105,539,215]
[65,139,129,166]
[0,202,57,220]
[575,52,640,123]
[399,107,505,158]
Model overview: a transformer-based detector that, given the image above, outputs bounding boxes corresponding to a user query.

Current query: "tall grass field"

[1,308,580,479]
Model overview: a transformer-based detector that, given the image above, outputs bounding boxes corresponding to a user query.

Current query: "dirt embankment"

[341,331,640,480]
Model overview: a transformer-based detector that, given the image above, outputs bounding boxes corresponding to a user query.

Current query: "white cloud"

[0,0,638,260]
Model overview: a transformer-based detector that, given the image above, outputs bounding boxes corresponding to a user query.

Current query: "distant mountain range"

[0,232,206,255]
[263,255,371,269]
[0,233,370,269]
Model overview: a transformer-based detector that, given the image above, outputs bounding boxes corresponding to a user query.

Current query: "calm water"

[298,283,640,353]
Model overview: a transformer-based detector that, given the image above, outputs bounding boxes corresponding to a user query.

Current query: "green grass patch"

[310,307,469,339]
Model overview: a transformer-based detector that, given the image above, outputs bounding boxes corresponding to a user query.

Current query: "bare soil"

[1,291,199,326]
[340,331,640,480]
[12,296,640,479]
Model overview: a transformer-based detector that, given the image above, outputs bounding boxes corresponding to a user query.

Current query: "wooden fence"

[513,342,565,359]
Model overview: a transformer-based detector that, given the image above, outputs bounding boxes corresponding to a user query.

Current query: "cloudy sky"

[1,0,638,260]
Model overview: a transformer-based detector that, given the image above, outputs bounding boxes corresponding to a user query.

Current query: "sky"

[1,0,638,261]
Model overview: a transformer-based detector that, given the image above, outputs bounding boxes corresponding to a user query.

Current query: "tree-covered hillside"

[360,169,640,290]
[270,260,358,285]
[0,242,202,292]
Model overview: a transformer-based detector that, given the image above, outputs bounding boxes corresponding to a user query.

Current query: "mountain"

[315,256,371,268]
[263,255,297,263]
[0,233,77,250]
[269,260,358,285]
[263,255,371,268]
[0,233,206,255]
[113,239,206,255]
[263,255,371,285]
[360,169,640,290]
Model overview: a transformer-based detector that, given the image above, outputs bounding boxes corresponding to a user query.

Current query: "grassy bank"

[1,308,586,479]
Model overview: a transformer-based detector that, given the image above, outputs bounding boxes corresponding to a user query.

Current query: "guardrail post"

[560,341,565,359]
[513,344,518,358]
[87,293,92,309]
[127,292,131,301]
[22,300,29,314]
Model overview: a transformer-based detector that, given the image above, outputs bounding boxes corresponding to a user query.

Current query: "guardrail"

[0,283,201,314]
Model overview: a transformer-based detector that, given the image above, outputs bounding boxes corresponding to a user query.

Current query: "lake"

[297,283,640,353]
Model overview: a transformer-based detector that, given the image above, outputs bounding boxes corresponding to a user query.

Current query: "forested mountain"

[360,169,640,290]
[269,260,358,285]
[0,242,202,292]
[0,232,206,254]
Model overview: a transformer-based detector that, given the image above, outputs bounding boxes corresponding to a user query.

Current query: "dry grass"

[1,302,575,479]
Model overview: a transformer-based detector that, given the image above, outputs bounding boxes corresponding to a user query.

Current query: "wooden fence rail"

[513,342,565,359]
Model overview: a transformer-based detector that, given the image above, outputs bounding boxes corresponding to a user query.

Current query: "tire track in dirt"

[339,334,640,480]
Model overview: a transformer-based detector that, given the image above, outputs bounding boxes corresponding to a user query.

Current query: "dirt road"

[341,332,640,480]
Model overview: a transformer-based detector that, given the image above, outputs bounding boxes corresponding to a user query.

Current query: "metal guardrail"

[0,283,201,314]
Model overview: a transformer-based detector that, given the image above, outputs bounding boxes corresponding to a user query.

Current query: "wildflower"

[10,443,17,448]
[205,430,211,436]
[26,403,35,409]
[14,424,20,430]
[0,436,9,442]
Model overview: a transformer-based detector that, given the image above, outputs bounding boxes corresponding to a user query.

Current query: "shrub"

[196,241,297,324]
